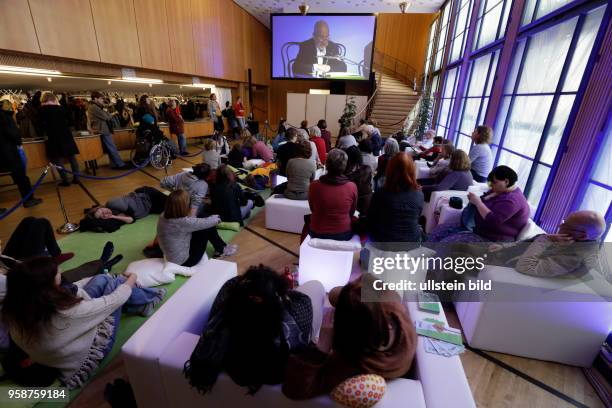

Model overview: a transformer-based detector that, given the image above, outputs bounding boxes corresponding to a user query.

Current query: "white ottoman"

[264,195,311,234]
[298,235,361,291]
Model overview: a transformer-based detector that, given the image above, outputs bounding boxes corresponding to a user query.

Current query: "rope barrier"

[0,166,49,221]
[53,158,151,181]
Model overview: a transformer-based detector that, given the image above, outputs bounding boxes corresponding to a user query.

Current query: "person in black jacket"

[293,20,347,77]
[367,152,424,245]
[0,100,42,208]
[210,165,254,226]
[39,92,80,186]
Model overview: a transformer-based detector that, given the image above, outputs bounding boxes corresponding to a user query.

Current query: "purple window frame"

[490,0,609,219]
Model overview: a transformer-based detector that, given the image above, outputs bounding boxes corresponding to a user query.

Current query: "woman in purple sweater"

[429,165,530,242]
[422,150,473,201]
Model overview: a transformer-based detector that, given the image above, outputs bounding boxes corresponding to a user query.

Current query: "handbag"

[461,203,477,232]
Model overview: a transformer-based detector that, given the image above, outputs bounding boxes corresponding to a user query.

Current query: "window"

[436,66,461,137]
[449,0,474,63]
[493,5,605,209]
[434,1,453,71]
[473,0,512,50]
[578,124,612,242]
[455,50,500,151]
[522,0,574,26]
[424,18,440,80]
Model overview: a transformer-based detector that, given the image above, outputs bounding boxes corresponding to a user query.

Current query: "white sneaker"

[215,244,238,258]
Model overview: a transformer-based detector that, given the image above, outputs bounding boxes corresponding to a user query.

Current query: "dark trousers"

[214,118,224,133]
[182,227,227,267]
[134,186,167,214]
[3,153,34,199]
[471,169,488,183]
[4,217,61,260]
[53,155,80,183]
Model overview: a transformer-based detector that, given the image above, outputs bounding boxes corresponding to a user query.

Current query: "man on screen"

[293,20,347,77]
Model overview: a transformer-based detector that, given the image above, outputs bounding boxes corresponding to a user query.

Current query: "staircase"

[369,72,420,136]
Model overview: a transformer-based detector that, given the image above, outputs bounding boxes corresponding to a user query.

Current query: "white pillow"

[517,219,545,241]
[125,258,175,287]
[308,238,362,252]
[162,253,209,277]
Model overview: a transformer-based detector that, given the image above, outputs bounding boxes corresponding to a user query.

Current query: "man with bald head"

[293,20,347,77]
[487,210,608,278]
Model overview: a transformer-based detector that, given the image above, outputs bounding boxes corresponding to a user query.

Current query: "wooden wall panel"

[249,20,270,86]
[90,0,141,67]
[28,0,100,61]
[133,0,172,71]
[192,0,216,77]
[374,13,435,78]
[165,0,195,74]
[0,1,40,54]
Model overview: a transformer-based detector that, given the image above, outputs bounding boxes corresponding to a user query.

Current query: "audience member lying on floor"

[413,136,444,161]
[210,165,254,226]
[421,149,473,202]
[160,163,211,217]
[428,165,530,243]
[157,190,238,266]
[283,274,417,399]
[184,264,318,395]
[307,149,357,241]
[486,210,607,278]
[1,257,166,389]
[83,186,168,231]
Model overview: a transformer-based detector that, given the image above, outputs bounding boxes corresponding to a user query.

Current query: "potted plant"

[338,96,357,132]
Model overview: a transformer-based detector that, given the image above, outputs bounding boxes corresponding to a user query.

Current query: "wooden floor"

[0,146,604,408]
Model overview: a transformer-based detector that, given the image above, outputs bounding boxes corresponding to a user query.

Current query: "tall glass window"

[522,0,574,26]
[424,17,440,88]
[455,50,500,152]
[473,0,512,50]
[579,124,612,242]
[436,66,461,137]
[434,1,453,71]
[449,0,474,63]
[493,5,605,208]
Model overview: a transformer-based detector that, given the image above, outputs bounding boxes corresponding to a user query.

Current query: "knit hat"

[141,114,155,125]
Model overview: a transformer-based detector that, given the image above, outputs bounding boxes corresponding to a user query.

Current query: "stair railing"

[372,49,424,92]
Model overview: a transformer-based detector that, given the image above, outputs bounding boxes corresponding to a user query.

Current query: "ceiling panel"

[234,0,444,27]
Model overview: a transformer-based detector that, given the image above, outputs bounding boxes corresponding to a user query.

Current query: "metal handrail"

[372,49,424,92]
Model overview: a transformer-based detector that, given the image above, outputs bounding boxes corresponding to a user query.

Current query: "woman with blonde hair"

[39,91,80,186]
[421,149,474,201]
[202,138,221,169]
[157,190,237,265]
[469,125,493,182]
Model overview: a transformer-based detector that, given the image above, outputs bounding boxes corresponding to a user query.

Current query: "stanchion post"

[50,164,79,234]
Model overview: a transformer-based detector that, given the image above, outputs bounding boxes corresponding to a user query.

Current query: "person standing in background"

[134,95,157,124]
[87,91,128,170]
[39,92,80,186]
[166,99,187,156]
[317,119,332,152]
[0,100,42,208]
[16,91,42,139]
[208,93,224,134]
[233,96,246,130]
[222,101,240,139]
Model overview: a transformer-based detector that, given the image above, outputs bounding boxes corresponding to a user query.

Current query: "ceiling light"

[119,76,164,84]
[108,80,112,85]
[399,1,411,13]
[299,3,310,15]
[47,77,52,82]
[185,83,215,89]
[0,65,62,76]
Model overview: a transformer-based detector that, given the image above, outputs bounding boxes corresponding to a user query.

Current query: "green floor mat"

[2,189,270,407]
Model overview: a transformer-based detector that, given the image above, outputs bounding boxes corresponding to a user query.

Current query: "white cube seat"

[298,234,361,292]
[265,195,311,234]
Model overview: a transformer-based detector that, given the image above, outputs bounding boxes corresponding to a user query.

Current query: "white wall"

[286,93,368,138]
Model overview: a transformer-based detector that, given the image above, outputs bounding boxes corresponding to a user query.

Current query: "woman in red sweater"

[233,96,246,130]
[309,126,327,164]
[308,149,357,241]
